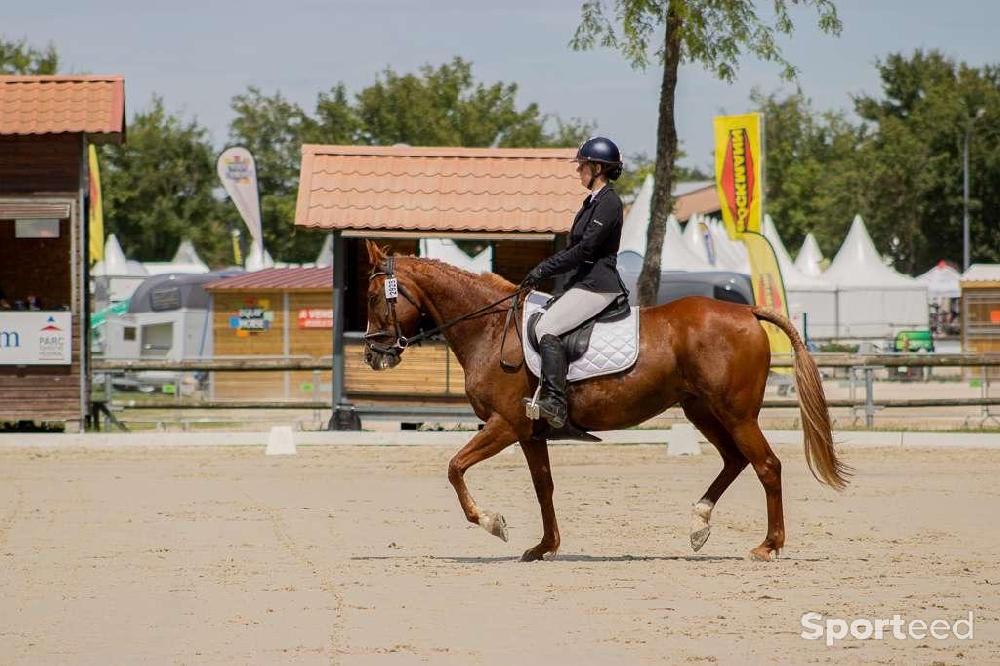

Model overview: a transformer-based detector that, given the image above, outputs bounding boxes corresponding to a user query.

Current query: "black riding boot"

[536,334,568,429]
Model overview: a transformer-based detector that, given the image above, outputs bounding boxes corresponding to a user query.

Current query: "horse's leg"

[728,419,785,561]
[447,415,518,542]
[519,436,560,562]
[681,399,749,552]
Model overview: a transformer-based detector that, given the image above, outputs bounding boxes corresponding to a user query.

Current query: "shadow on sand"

[350,553,827,563]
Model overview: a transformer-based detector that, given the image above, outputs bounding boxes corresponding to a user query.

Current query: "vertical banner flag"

[217,147,263,264]
[714,113,764,240]
[88,145,104,264]
[714,113,792,363]
[743,232,793,362]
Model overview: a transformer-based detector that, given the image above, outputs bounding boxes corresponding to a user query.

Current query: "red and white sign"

[298,308,333,329]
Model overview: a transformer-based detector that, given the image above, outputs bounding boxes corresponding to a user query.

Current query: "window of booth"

[0,218,72,312]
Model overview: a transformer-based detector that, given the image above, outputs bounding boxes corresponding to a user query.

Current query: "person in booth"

[520,136,627,429]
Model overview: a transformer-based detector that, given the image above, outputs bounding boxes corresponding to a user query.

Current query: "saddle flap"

[522,290,640,383]
[526,304,598,363]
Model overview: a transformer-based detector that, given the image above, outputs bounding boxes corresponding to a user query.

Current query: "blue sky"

[7,0,998,171]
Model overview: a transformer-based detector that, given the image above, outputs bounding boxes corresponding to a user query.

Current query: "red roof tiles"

[294,144,584,235]
[674,185,721,222]
[205,267,333,292]
[0,75,125,141]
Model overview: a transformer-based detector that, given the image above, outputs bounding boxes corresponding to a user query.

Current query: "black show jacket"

[532,186,625,294]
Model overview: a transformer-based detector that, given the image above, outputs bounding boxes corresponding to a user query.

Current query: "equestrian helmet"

[575,136,623,180]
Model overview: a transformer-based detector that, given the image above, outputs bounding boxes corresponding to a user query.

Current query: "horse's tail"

[752,307,851,490]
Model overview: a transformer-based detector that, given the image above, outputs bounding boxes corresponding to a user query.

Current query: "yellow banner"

[713,113,763,239]
[88,144,104,264]
[743,232,793,364]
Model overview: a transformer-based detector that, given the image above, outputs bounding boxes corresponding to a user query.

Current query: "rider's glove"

[520,267,544,290]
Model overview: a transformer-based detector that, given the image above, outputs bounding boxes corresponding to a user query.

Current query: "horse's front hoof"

[478,511,508,542]
[690,525,711,552]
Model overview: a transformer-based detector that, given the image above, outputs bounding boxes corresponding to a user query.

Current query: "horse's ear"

[365,240,385,265]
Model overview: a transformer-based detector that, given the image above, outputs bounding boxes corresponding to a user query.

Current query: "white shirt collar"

[588,184,606,203]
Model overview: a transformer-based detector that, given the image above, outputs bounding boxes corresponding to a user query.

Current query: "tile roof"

[0,75,125,141]
[205,267,333,292]
[294,144,583,235]
[674,184,721,221]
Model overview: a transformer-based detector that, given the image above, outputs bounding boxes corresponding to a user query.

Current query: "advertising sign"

[298,309,334,329]
[217,146,263,261]
[714,113,764,239]
[0,312,72,365]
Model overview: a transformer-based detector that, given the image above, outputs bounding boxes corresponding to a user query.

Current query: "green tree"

[0,36,58,74]
[100,97,230,265]
[573,0,841,305]
[753,90,867,256]
[355,58,590,147]
[852,50,1000,271]
[227,87,331,262]
[228,57,591,262]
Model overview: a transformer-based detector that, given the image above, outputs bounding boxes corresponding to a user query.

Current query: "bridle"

[363,256,424,356]
[363,257,527,371]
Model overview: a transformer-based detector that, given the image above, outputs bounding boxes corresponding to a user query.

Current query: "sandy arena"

[1,442,998,664]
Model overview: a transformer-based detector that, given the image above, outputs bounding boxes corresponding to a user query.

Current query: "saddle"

[526,292,631,362]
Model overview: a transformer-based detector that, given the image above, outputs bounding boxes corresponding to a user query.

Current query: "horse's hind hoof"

[690,525,711,552]
[478,511,508,542]
[749,546,778,561]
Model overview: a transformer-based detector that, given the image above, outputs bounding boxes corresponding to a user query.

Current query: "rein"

[363,258,526,371]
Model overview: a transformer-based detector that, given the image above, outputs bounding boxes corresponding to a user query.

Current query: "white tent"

[794,233,825,277]
[91,234,150,306]
[707,220,751,274]
[619,174,653,255]
[620,176,715,272]
[145,240,212,276]
[315,234,333,267]
[682,214,712,264]
[823,215,928,338]
[762,215,837,338]
[662,216,717,271]
[419,238,492,273]
[171,239,209,271]
[917,261,962,300]
[244,243,275,272]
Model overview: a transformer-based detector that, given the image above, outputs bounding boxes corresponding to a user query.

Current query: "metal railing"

[91,353,1000,430]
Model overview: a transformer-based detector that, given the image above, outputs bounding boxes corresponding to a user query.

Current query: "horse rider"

[520,136,627,429]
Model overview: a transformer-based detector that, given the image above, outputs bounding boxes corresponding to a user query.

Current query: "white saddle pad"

[522,290,640,383]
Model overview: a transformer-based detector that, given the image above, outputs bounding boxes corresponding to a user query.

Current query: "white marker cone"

[667,423,702,456]
[266,425,296,455]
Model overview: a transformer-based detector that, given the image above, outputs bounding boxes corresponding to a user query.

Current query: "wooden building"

[961,264,1000,378]
[0,75,125,430]
[206,265,471,403]
[294,145,584,426]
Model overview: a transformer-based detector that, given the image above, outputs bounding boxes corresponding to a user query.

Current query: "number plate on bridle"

[384,276,399,300]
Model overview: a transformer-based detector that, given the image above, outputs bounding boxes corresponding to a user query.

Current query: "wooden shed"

[205,266,468,402]
[961,264,1000,378]
[294,144,583,427]
[0,75,125,430]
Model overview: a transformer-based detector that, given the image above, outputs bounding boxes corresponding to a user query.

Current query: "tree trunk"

[636,1,682,306]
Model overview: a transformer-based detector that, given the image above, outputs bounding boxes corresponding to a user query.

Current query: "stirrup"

[523,385,542,420]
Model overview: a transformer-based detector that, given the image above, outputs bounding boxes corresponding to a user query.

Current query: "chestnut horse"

[361,242,849,561]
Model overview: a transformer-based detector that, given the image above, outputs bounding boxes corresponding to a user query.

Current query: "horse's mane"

[396,255,516,295]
